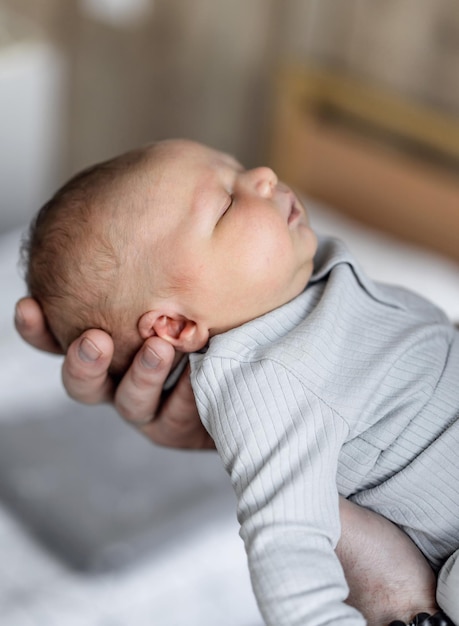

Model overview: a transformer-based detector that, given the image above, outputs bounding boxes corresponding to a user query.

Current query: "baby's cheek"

[246,233,294,293]
[248,217,287,261]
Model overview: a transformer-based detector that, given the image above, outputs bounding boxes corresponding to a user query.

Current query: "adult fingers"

[114,336,176,425]
[140,363,215,449]
[14,297,62,354]
[62,329,115,404]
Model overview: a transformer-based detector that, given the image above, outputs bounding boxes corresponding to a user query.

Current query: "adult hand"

[337,497,437,625]
[15,297,214,449]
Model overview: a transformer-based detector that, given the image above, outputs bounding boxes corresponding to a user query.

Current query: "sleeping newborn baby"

[22,138,459,626]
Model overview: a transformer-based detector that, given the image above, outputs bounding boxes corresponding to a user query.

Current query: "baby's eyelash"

[220,194,233,219]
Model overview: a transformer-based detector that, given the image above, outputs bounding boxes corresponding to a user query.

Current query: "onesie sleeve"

[191,356,365,626]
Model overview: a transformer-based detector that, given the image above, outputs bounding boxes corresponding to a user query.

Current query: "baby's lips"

[274,186,295,223]
[288,197,301,226]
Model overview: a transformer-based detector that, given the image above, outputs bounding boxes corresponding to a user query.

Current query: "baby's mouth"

[286,194,303,227]
[275,183,303,225]
[288,199,301,225]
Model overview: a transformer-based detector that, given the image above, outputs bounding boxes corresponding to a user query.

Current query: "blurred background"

[0,1,459,624]
[2,0,459,233]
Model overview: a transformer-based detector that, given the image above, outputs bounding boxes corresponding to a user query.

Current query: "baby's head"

[23,139,317,379]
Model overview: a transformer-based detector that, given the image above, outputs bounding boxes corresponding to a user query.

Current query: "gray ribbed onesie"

[189,237,459,626]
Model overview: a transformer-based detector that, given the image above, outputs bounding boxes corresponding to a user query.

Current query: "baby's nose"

[245,167,278,198]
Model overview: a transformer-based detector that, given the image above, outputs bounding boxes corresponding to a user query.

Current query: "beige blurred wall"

[282,0,459,114]
[3,0,459,179]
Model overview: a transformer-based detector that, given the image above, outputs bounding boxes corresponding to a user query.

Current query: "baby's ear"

[138,310,209,352]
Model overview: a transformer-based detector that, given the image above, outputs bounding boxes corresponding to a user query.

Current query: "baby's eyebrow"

[216,152,244,172]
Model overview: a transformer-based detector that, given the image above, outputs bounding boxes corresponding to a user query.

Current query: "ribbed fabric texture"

[189,237,459,626]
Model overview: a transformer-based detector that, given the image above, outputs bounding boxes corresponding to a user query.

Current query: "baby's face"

[140,140,318,336]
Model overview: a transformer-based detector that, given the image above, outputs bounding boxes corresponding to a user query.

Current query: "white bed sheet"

[307,200,459,323]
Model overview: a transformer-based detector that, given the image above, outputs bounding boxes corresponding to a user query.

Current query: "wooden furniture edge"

[268,64,459,263]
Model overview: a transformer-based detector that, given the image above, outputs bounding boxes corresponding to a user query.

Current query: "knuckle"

[62,364,108,405]
[129,368,152,391]
[116,393,151,424]
[65,366,89,387]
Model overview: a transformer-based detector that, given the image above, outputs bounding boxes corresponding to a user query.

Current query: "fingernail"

[79,337,102,362]
[141,346,161,369]
[14,303,24,326]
